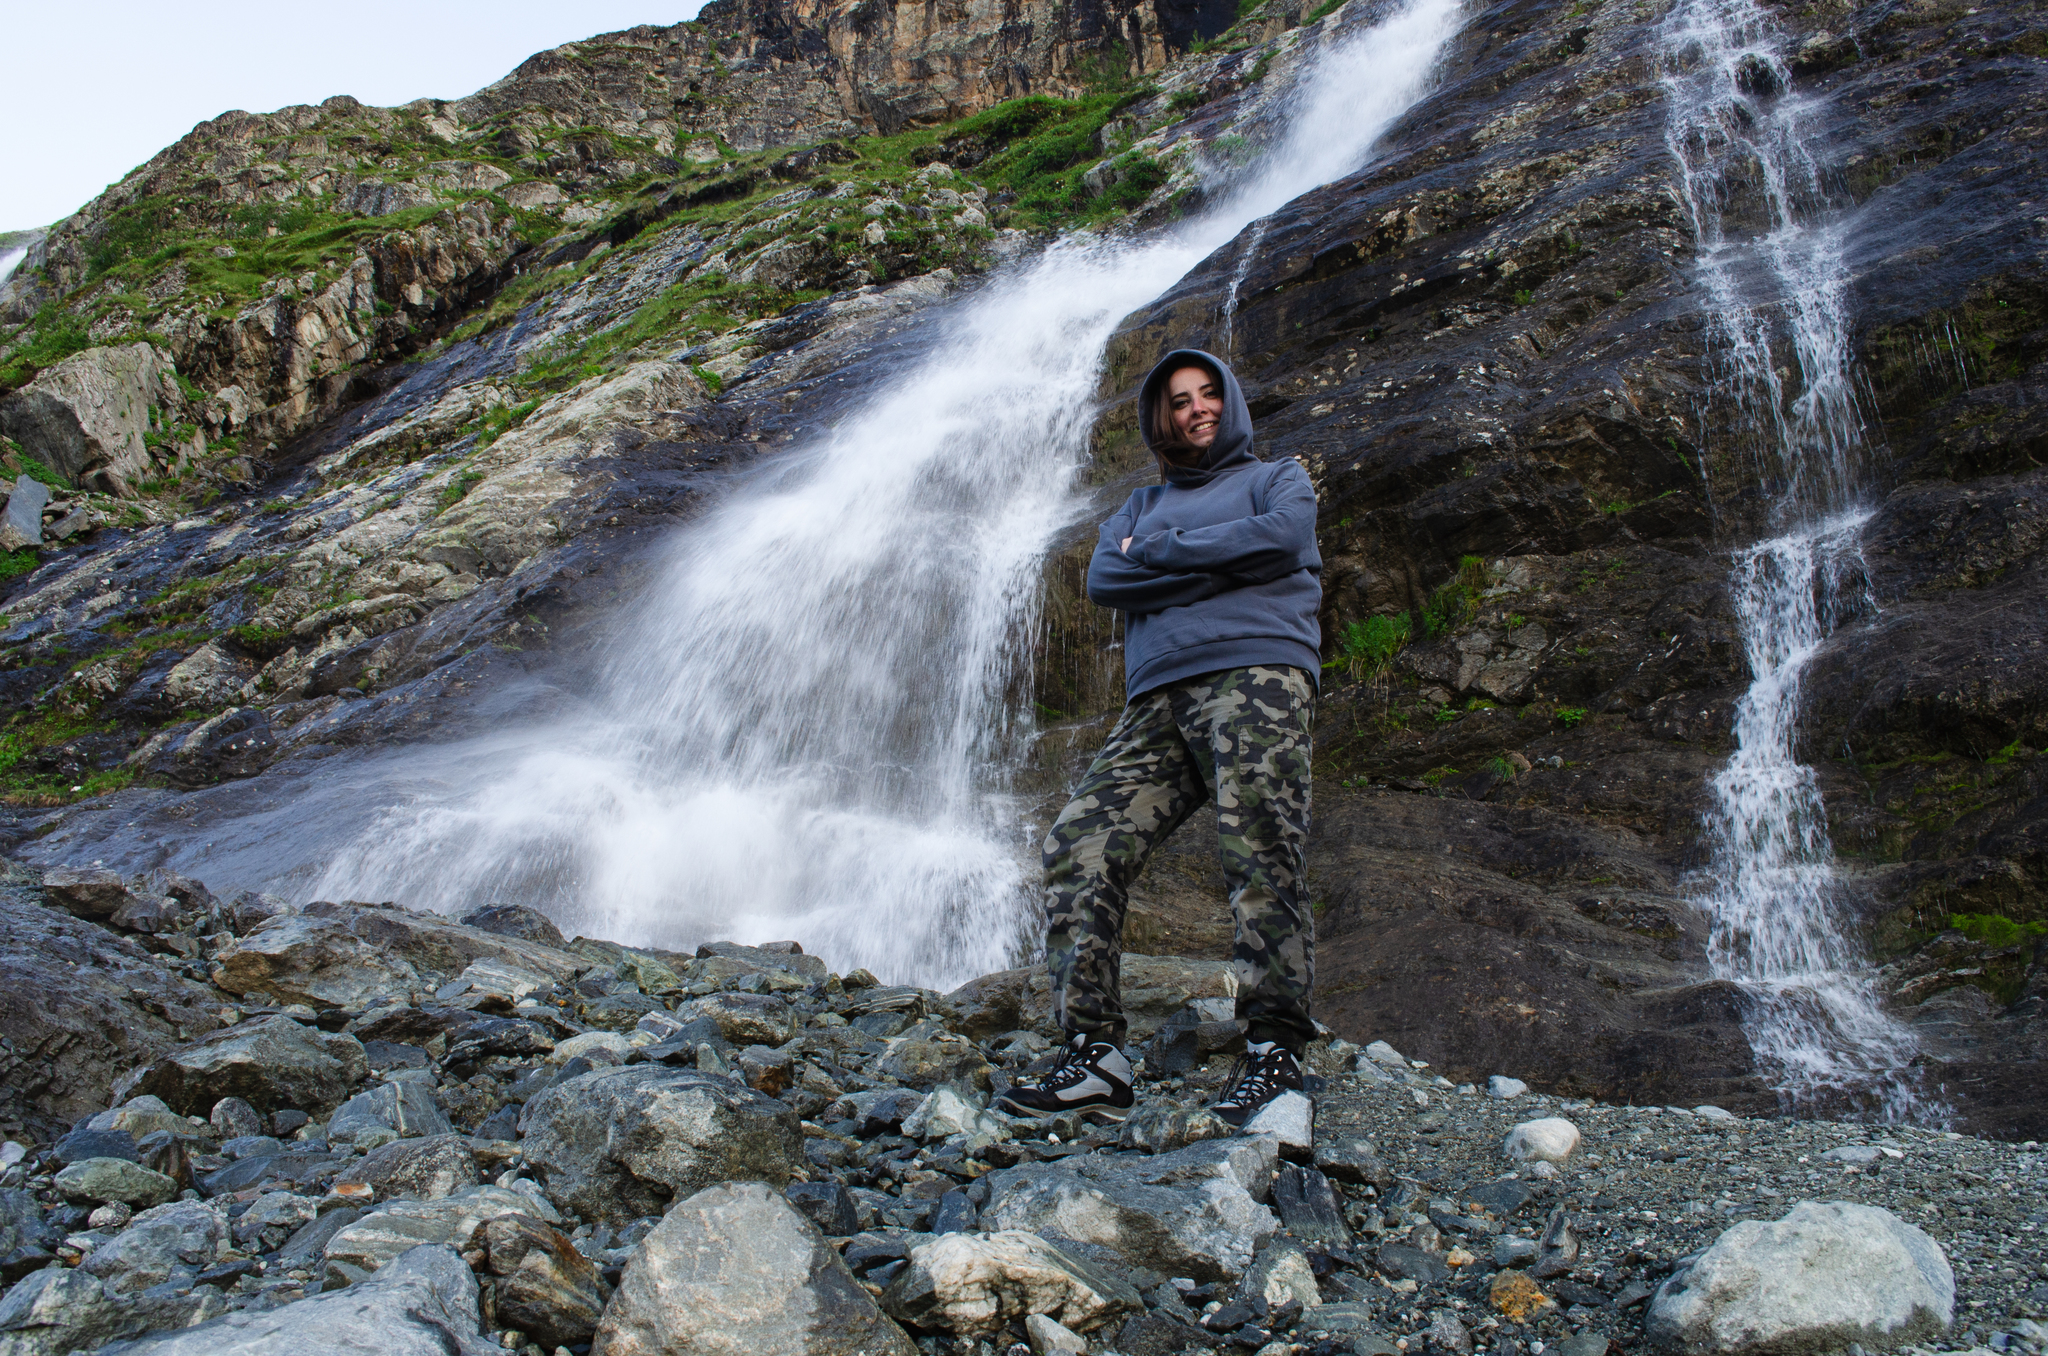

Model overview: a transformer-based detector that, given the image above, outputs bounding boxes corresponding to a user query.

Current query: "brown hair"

[1147,360,1219,469]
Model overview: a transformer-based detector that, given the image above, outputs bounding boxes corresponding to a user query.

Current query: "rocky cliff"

[0,0,2042,1143]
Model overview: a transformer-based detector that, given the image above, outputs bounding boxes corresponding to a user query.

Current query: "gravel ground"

[1297,1044,2048,1356]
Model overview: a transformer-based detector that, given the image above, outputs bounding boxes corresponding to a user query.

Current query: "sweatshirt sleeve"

[1086,505,1232,614]
[1124,460,1319,583]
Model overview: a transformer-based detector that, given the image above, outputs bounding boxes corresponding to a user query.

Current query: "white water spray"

[1662,0,1923,1115]
[1219,219,1271,356]
[313,0,1465,988]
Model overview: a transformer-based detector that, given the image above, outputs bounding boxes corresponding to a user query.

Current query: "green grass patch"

[1421,555,1490,637]
[1556,706,1589,728]
[1949,913,2047,949]
[1326,613,1410,683]
[437,469,486,514]
[0,302,94,393]
[0,549,42,584]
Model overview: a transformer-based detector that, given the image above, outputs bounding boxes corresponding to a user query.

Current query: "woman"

[999,348,1322,1126]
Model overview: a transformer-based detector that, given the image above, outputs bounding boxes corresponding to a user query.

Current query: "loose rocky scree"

[1,868,2042,1356]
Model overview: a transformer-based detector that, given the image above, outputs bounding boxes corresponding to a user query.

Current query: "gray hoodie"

[1087,350,1323,701]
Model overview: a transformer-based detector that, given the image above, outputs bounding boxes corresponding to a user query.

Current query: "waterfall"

[1219,219,1271,356]
[311,0,1466,988]
[0,246,27,287]
[1661,0,1925,1116]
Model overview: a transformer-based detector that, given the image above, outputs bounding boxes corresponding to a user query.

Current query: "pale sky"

[2,1,708,232]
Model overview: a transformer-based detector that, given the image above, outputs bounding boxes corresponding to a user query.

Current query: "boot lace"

[1216,1046,1297,1110]
[1032,1038,1094,1091]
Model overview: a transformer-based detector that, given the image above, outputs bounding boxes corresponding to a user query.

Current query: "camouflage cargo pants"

[1043,664,1316,1053]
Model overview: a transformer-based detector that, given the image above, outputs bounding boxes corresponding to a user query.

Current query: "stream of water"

[1661,0,1925,1117]
[300,0,1466,988]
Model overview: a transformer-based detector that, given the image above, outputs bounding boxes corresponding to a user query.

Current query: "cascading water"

[1661,0,1924,1116]
[0,245,27,287]
[311,0,1466,988]
[1218,219,1271,356]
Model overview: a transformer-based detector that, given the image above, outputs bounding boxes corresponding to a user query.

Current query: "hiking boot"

[996,1033,1136,1118]
[1210,1040,1305,1127]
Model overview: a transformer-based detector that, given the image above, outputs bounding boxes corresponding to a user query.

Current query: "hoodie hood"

[1138,349,1259,487]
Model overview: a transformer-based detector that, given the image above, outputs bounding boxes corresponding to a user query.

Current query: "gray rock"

[321,1186,552,1289]
[53,1127,140,1166]
[0,889,221,1144]
[1530,1208,1580,1280]
[54,1157,178,1209]
[0,342,187,491]
[1117,1101,1234,1155]
[1026,1313,1089,1355]
[1428,1311,1474,1355]
[198,1150,346,1197]
[671,992,799,1047]
[980,1135,1279,1281]
[1377,1243,1450,1287]
[1645,1201,1954,1355]
[1313,1139,1394,1188]
[591,1181,915,1356]
[1494,1237,1539,1268]
[467,1211,609,1351]
[522,1065,803,1225]
[116,1014,368,1116]
[211,899,584,1010]
[0,1263,226,1356]
[902,1086,1006,1142]
[1503,1118,1581,1165]
[1243,1091,1315,1162]
[879,1029,993,1089]
[457,905,568,949]
[695,940,828,983]
[91,1244,497,1355]
[884,1230,1142,1337]
[230,1192,319,1251]
[1239,1240,1322,1310]
[787,1182,861,1236]
[327,1082,452,1143]
[82,1200,224,1294]
[1273,1165,1351,1248]
[1487,1076,1529,1099]
[333,1134,478,1202]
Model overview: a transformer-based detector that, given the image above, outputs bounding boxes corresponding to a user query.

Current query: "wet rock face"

[0,879,223,1144]
[1041,0,2048,1132]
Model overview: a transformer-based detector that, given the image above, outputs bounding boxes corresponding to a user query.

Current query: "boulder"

[81,1201,225,1295]
[0,476,47,551]
[230,1192,319,1252]
[879,1029,993,1089]
[902,1087,1007,1142]
[695,941,828,983]
[1503,1118,1581,1165]
[1117,1101,1234,1155]
[1314,1139,1394,1188]
[210,900,584,1009]
[881,1230,1144,1336]
[321,1186,552,1289]
[467,1212,608,1351]
[88,1244,497,1354]
[1645,1201,1954,1355]
[979,1136,1279,1281]
[947,956,1238,1041]
[0,1263,226,1355]
[1242,1091,1314,1161]
[54,1158,178,1209]
[520,1065,803,1225]
[0,888,221,1143]
[1239,1240,1322,1310]
[116,1015,368,1116]
[671,993,798,1047]
[332,1134,479,1202]
[0,341,187,491]
[458,904,568,949]
[327,1081,454,1143]
[590,1181,915,1356]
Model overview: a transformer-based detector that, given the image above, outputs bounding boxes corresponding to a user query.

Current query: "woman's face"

[1167,366,1224,449]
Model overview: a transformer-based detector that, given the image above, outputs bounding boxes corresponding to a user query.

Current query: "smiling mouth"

[1190,419,1217,436]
